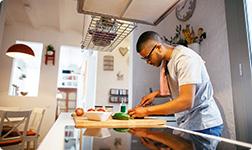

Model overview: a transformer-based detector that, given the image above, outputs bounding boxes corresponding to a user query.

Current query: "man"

[128,31,223,136]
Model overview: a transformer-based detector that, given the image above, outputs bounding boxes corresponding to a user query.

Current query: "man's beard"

[154,54,163,67]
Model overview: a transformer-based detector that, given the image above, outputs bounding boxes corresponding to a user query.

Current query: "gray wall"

[225,0,252,143]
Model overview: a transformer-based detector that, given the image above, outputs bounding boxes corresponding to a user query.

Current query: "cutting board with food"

[73,111,166,128]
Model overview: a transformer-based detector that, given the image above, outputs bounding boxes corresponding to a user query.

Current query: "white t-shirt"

[167,45,223,130]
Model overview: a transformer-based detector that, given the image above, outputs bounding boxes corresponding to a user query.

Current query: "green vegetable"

[112,112,130,120]
[113,128,130,133]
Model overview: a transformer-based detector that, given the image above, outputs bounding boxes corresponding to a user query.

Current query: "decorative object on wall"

[6,44,35,59]
[118,47,128,56]
[164,24,206,46]
[109,88,128,103]
[103,55,114,71]
[45,44,55,65]
[176,0,197,22]
[46,44,55,55]
[116,71,123,80]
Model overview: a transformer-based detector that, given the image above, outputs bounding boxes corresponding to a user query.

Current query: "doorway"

[56,45,97,116]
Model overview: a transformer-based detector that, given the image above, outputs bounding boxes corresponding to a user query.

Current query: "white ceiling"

[78,0,180,25]
[5,0,84,33]
[5,0,181,33]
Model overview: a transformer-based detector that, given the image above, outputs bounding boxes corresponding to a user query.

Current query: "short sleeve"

[176,56,202,86]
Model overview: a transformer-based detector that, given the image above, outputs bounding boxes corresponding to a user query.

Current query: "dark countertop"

[38,113,252,150]
[64,125,252,150]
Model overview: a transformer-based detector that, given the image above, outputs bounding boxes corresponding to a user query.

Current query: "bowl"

[86,111,112,121]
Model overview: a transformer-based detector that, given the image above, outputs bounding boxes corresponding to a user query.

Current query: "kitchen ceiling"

[5,0,84,33]
[77,0,181,25]
[5,0,181,33]
[4,0,182,51]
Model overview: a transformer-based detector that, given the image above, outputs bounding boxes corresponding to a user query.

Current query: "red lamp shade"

[6,44,35,59]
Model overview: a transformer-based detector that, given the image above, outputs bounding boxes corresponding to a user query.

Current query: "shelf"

[58,73,80,88]
[57,99,76,102]
[109,95,128,104]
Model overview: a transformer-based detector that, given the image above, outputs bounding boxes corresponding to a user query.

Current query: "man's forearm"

[146,96,192,115]
[146,84,195,115]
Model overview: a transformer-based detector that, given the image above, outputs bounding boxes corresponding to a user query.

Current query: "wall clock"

[176,0,196,21]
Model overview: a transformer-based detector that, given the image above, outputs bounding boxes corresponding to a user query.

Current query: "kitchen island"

[38,113,252,150]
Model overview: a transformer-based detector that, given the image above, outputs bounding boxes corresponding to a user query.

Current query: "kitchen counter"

[38,113,252,150]
[38,113,75,150]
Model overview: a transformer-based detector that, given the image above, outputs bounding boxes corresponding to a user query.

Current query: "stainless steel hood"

[77,0,181,26]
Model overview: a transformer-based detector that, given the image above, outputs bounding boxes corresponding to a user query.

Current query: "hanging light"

[6,44,35,59]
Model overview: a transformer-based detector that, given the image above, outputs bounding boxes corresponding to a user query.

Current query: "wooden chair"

[25,108,45,150]
[0,110,32,150]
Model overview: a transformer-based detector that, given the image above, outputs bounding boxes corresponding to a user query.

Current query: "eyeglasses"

[141,44,157,61]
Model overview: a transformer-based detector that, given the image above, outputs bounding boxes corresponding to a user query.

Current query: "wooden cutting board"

[74,116,166,128]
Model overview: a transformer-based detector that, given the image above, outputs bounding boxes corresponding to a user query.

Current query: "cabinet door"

[57,88,77,115]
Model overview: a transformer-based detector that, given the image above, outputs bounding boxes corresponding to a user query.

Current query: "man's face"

[139,44,163,67]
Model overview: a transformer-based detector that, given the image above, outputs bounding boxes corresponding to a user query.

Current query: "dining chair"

[0,109,32,150]
[25,108,45,150]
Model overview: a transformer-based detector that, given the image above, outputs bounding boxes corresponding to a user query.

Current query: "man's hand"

[128,106,148,118]
[129,128,149,137]
[137,90,159,107]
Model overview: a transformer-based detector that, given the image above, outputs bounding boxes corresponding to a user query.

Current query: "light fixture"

[6,44,35,59]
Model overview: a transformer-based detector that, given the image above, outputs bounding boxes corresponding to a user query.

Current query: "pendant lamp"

[6,44,35,59]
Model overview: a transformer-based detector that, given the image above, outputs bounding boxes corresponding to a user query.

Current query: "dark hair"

[136,31,162,53]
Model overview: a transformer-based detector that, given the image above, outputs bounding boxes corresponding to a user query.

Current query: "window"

[8,41,43,97]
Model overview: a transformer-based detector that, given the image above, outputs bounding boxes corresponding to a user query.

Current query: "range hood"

[77,0,181,25]
[82,16,136,52]
[77,0,181,51]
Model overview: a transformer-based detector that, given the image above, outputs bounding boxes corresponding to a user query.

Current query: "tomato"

[75,108,84,116]
[97,108,106,112]
[87,108,95,112]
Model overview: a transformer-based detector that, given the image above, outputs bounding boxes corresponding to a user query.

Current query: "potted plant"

[46,44,55,55]
[164,24,206,54]
[164,24,206,46]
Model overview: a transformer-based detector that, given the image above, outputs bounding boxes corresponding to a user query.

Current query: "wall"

[225,0,252,143]
[95,36,130,111]
[131,0,236,140]
[0,23,82,141]
[0,1,6,49]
